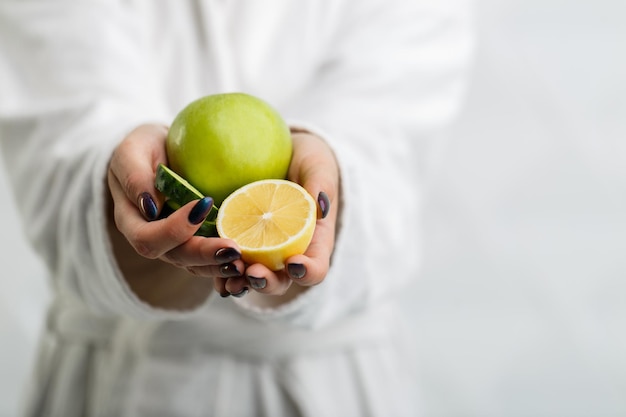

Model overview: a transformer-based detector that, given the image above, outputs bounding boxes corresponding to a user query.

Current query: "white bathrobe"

[0,1,472,416]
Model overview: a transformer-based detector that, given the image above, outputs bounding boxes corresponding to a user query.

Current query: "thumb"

[109,124,169,221]
[289,131,339,220]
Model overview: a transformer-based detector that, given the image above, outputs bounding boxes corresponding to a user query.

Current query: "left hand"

[215,130,340,299]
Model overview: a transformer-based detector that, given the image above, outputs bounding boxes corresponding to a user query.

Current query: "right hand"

[106,124,245,297]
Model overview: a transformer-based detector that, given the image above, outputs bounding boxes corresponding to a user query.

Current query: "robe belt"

[48,301,396,360]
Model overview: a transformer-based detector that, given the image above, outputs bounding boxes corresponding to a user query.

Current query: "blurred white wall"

[1,1,624,416]
[404,0,626,416]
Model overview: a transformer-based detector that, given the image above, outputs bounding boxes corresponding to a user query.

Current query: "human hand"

[107,124,245,299]
[215,130,340,299]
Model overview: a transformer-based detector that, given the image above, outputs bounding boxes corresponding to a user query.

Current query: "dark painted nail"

[215,247,241,264]
[287,263,307,279]
[220,263,241,277]
[318,191,330,219]
[220,291,231,298]
[138,192,158,221]
[231,287,249,298]
[188,197,214,225]
[248,276,267,290]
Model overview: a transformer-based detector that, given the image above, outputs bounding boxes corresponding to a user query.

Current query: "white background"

[1,1,625,416]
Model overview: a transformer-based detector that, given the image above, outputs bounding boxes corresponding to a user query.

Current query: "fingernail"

[215,247,241,264]
[248,276,267,290]
[287,263,306,279]
[220,291,231,298]
[188,197,214,225]
[138,192,158,221]
[231,287,249,298]
[220,263,241,277]
[318,191,330,219]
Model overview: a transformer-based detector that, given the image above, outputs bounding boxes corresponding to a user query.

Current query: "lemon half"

[216,179,317,270]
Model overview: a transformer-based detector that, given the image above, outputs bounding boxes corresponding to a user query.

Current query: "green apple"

[166,93,293,205]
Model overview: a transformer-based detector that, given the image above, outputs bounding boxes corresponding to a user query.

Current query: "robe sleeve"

[0,2,199,319]
[232,0,474,327]
[0,0,472,326]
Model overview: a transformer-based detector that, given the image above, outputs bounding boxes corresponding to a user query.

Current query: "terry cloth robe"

[0,1,472,416]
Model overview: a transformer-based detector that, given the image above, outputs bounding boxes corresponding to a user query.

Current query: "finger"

[245,264,293,295]
[288,132,340,219]
[111,177,214,259]
[213,278,231,298]
[110,162,245,275]
[162,240,241,268]
[185,259,245,279]
[109,124,169,220]
[224,276,250,298]
[284,209,336,286]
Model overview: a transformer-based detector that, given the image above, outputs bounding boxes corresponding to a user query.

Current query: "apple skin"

[166,93,293,205]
